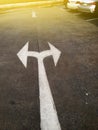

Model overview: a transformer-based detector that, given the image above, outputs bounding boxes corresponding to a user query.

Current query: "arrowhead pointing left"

[17,42,29,68]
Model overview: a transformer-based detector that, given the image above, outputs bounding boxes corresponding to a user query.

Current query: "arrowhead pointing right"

[17,42,29,68]
[48,42,61,66]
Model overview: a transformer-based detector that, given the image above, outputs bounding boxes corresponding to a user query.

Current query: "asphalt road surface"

[0,5,98,130]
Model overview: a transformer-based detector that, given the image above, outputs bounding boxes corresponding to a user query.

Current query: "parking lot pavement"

[0,5,98,130]
[76,12,98,26]
[59,5,98,26]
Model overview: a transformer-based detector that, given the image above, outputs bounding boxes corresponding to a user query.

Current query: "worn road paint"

[32,11,37,18]
[86,18,98,21]
[17,42,61,130]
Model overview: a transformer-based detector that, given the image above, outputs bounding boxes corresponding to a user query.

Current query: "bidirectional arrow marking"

[17,42,61,130]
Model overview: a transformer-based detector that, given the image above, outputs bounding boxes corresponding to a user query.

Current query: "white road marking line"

[38,57,61,130]
[86,17,98,21]
[17,42,61,130]
[32,11,37,18]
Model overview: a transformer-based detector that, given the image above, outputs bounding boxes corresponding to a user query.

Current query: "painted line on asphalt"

[32,11,37,18]
[17,42,61,130]
[86,17,98,21]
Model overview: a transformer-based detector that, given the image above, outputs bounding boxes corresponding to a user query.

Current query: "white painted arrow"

[32,11,37,18]
[17,42,61,130]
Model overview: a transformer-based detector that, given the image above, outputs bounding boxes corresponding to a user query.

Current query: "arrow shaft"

[17,42,61,129]
[38,58,61,130]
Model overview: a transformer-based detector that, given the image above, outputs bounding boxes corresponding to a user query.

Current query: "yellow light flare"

[0,0,40,4]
